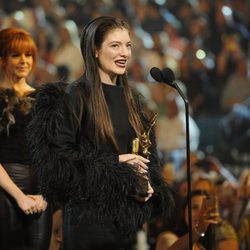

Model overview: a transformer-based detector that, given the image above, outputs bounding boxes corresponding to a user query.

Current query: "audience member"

[52,20,84,80]
[220,55,250,112]
[193,177,239,250]
[156,190,220,250]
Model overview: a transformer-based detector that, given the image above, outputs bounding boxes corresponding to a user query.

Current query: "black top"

[102,83,136,154]
[0,88,36,164]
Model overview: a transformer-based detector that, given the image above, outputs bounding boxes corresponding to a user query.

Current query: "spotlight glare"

[196,49,206,60]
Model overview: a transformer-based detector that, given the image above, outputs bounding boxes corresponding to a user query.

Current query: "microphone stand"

[172,81,193,250]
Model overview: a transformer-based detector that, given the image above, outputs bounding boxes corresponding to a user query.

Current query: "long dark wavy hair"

[80,16,144,150]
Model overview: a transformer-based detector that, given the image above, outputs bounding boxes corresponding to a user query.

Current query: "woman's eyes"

[11,53,20,57]
[11,52,32,57]
[110,43,132,48]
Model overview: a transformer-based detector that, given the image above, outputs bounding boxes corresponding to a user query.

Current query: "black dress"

[28,77,175,250]
[0,87,52,250]
[62,83,138,250]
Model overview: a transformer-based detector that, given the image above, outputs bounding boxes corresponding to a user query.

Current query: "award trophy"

[131,113,158,201]
[131,113,158,159]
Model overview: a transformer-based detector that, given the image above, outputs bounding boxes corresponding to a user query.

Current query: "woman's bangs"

[9,37,37,57]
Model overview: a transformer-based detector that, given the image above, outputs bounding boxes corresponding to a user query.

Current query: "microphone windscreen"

[150,67,163,82]
[162,68,175,83]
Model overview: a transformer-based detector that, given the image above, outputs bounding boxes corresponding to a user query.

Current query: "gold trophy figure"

[131,113,158,201]
[132,113,158,159]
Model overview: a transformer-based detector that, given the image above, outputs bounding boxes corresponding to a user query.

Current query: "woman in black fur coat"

[28,16,175,250]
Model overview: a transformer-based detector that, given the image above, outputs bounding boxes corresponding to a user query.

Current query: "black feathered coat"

[27,77,174,235]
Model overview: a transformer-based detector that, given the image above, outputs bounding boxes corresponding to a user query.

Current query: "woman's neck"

[1,78,34,96]
[99,69,117,85]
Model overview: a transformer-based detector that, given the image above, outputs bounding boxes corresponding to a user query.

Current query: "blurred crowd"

[0,0,249,249]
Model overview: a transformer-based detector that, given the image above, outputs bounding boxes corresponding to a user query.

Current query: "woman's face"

[3,51,33,81]
[96,28,132,84]
[185,195,205,227]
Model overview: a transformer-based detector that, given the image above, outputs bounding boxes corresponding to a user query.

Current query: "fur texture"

[27,82,175,235]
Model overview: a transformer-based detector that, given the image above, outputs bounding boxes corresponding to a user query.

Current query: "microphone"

[161,67,175,84]
[149,67,163,82]
[150,67,175,87]
[150,66,193,250]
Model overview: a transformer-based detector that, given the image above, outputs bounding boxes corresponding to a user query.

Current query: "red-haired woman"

[0,28,52,250]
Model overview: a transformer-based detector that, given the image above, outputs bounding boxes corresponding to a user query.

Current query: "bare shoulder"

[156,231,179,250]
